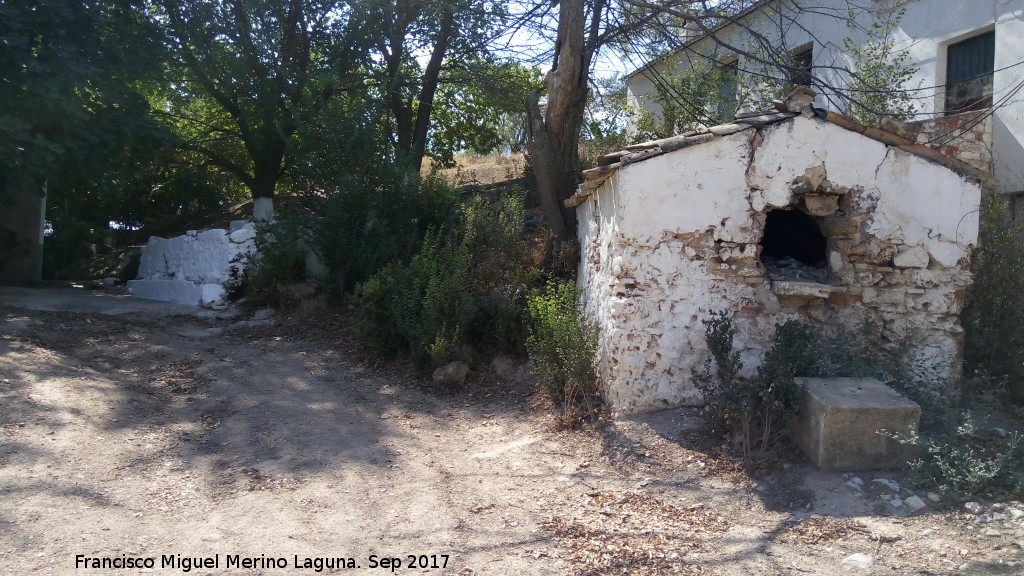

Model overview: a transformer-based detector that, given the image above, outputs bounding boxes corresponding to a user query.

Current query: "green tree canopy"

[366,0,515,172]
[0,0,167,198]
[148,0,373,206]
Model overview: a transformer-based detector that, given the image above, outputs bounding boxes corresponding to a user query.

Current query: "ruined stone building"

[569,95,985,414]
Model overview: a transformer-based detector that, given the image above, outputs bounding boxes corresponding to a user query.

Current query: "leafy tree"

[428,58,542,165]
[581,73,631,160]
[633,60,736,140]
[366,0,514,172]
[841,8,918,126]
[522,0,764,242]
[148,0,372,216]
[0,0,166,200]
[1,0,176,277]
[522,0,920,243]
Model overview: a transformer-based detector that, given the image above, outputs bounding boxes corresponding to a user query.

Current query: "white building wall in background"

[626,0,1024,193]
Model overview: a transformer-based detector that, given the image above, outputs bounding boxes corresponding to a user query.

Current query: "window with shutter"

[945,31,995,114]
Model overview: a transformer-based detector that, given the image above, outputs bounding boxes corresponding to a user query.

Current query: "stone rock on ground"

[433,361,469,389]
[490,354,535,387]
[251,308,276,321]
[873,478,901,492]
[841,553,874,569]
[904,495,927,512]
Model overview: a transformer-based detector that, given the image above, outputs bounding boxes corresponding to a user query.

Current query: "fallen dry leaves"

[776,515,868,546]
[540,491,729,575]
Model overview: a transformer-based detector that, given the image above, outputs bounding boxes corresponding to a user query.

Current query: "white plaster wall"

[578,115,981,414]
[748,119,891,207]
[128,223,255,308]
[580,129,773,413]
[625,0,1024,192]
[616,133,757,245]
[869,147,981,267]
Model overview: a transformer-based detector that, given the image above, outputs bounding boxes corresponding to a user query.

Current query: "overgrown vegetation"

[901,414,1024,496]
[693,313,944,457]
[526,280,600,425]
[693,312,810,461]
[633,61,738,140]
[905,193,1024,497]
[696,308,1023,494]
[349,187,532,368]
[240,212,312,308]
[314,172,460,297]
[963,194,1024,403]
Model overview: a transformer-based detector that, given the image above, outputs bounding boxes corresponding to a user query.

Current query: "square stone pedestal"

[790,377,920,471]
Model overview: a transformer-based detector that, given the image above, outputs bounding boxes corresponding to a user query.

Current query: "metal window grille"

[945,31,995,114]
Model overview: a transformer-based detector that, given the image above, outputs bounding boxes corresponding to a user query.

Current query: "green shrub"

[352,228,475,367]
[414,232,476,366]
[241,211,309,307]
[458,190,530,291]
[459,190,534,353]
[899,414,1023,496]
[692,311,744,429]
[841,7,919,126]
[794,315,950,425]
[314,170,459,297]
[963,194,1024,402]
[526,280,600,424]
[351,189,533,367]
[475,283,530,355]
[694,313,809,461]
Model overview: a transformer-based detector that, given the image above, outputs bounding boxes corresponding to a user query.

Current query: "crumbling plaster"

[576,114,981,414]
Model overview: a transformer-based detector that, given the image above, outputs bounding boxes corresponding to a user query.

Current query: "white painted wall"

[577,115,981,414]
[626,0,1024,192]
[128,222,255,308]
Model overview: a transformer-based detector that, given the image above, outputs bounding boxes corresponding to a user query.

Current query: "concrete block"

[790,377,920,471]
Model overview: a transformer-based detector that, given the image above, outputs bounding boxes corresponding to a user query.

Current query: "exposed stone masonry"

[572,92,983,414]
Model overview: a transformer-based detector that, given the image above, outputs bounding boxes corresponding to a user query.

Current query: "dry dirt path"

[0,288,1021,576]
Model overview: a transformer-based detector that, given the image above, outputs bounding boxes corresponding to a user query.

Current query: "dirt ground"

[1,288,1022,576]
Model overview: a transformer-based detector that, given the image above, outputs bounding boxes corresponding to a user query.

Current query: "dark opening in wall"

[760,209,827,268]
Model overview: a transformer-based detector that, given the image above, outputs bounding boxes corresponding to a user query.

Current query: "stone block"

[802,194,838,216]
[772,281,831,298]
[894,246,929,268]
[790,377,920,471]
[229,227,257,243]
[433,361,469,389]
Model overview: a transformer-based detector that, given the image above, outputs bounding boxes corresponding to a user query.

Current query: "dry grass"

[425,152,527,187]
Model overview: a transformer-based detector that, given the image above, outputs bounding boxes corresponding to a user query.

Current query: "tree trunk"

[526,92,570,241]
[409,8,455,173]
[249,131,287,221]
[525,0,592,243]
